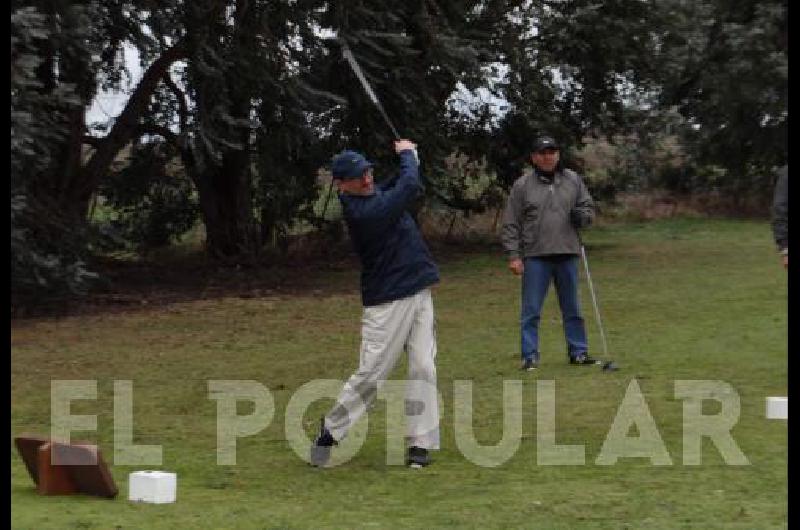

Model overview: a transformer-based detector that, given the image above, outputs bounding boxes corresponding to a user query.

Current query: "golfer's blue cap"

[331,150,373,180]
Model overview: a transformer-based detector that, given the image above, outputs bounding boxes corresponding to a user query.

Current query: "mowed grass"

[11,218,787,529]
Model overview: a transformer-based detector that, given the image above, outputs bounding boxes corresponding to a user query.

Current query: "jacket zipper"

[532,172,556,245]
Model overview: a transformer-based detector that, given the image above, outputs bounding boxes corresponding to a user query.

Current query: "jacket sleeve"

[772,166,788,252]
[571,173,595,229]
[378,172,401,191]
[350,150,421,230]
[501,181,524,259]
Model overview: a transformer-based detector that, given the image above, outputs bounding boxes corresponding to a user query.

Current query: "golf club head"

[602,361,618,372]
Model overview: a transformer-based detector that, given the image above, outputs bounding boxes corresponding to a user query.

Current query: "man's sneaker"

[570,353,600,365]
[406,446,431,468]
[520,359,538,371]
[309,418,337,467]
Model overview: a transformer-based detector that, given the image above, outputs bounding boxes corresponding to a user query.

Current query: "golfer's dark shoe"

[570,353,600,365]
[309,418,337,467]
[406,446,431,468]
[521,359,538,371]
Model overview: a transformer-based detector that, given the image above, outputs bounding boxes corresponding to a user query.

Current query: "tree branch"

[79,37,189,199]
[135,125,178,146]
[82,135,104,148]
[162,73,189,132]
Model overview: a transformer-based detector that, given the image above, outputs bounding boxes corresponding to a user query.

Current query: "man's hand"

[570,209,591,229]
[509,258,524,276]
[783,254,788,269]
[395,139,416,153]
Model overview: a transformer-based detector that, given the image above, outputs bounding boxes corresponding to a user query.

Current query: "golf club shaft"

[580,244,609,359]
[341,43,401,140]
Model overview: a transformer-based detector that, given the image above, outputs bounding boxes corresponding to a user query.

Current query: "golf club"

[340,41,401,140]
[338,38,420,173]
[579,244,618,372]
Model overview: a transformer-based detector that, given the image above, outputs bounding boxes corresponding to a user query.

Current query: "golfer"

[771,165,788,269]
[310,139,440,468]
[501,135,596,371]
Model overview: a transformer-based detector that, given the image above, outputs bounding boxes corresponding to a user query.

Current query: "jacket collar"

[532,167,561,185]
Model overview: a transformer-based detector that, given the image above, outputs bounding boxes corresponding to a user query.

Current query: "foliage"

[97,140,199,250]
[10,0,790,304]
[653,0,788,196]
[11,195,99,308]
[451,0,666,193]
[11,4,101,305]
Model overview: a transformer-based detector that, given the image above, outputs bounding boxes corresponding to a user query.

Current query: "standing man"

[772,165,788,269]
[501,135,596,371]
[310,140,441,468]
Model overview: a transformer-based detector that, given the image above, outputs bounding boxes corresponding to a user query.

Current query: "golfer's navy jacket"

[338,150,440,307]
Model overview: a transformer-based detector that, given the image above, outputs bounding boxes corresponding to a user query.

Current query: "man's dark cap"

[533,136,559,153]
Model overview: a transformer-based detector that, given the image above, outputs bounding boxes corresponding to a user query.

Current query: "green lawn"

[11,218,787,529]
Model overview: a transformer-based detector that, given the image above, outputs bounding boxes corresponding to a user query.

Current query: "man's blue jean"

[521,255,588,362]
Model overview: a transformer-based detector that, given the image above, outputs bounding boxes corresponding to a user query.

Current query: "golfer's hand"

[509,258,524,276]
[783,254,788,269]
[395,139,416,153]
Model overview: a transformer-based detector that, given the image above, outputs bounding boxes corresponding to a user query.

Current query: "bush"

[11,194,99,308]
[96,141,199,251]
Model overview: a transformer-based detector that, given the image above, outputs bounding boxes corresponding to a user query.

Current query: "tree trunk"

[187,147,258,259]
[57,106,93,221]
[182,0,260,260]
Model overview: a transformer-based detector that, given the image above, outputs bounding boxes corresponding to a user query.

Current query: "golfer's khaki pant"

[325,288,440,449]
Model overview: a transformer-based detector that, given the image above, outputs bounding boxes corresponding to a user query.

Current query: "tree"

[145,0,496,257]
[450,0,666,197]
[11,3,103,305]
[654,0,787,198]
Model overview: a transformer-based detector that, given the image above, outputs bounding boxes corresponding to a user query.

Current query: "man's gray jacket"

[501,167,594,259]
[771,165,788,253]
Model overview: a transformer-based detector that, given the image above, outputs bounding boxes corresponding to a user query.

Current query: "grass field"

[11,218,787,529]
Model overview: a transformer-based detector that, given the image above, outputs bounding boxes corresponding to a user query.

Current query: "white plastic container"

[766,397,788,420]
[128,471,177,504]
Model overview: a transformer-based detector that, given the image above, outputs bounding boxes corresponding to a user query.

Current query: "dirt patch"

[606,190,771,220]
[11,233,497,321]
[12,253,356,320]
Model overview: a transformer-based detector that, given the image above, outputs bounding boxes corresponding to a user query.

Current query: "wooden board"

[14,435,50,486]
[51,442,118,499]
[14,435,118,499]
[36,443,78,495]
